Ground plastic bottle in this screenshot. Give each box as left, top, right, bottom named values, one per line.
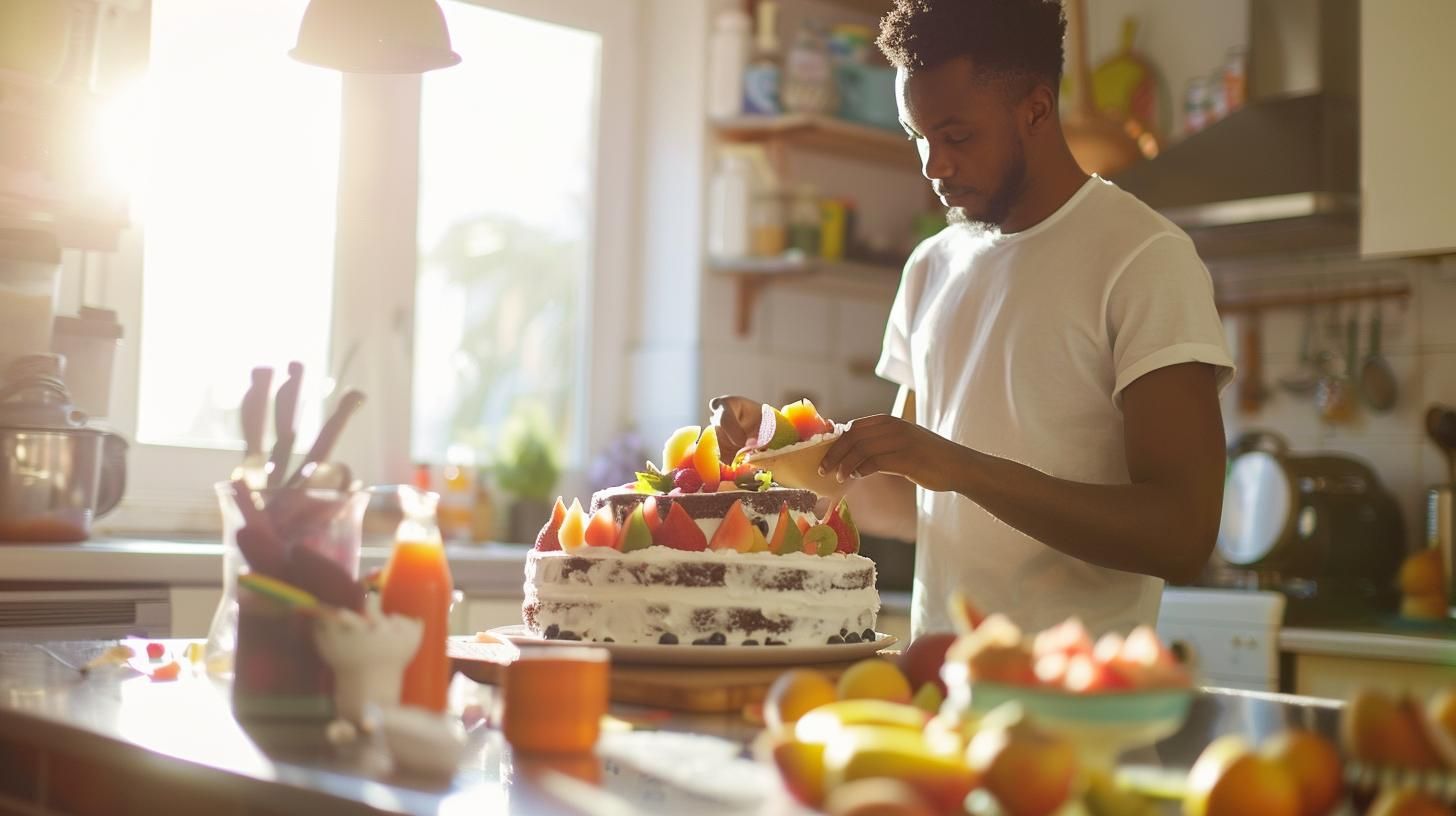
left=743, top=0, right=781, bottom=115
left=787, top=185, right=821, bottom=256
left=708, top=148, right=755, bottom=259
left=380, top=488, right=454, bottom=712
left=706, top=7, right=751, bottom=119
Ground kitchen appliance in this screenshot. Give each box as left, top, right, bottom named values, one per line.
left=0, top=354, right=127, bottom=542
left=51, top=306, right=123, bottom=420
left=1113, top=0, right=1359, bottom=258
left=1216, top=431, right=1405, bottom=607
left=0, top=585, right=168, bottom=641
left=1159, top=587, right=1285, bottom=692
left=0, top=229, right=62, bottom=374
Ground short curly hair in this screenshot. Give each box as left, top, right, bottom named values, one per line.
left=877, top=0, right=1067, bottom=92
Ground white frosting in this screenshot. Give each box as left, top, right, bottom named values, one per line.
left=746, top=424, right=846, bottom=459
left=523, top=546, right=878, bottom=647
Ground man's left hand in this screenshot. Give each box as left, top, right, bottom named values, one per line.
left=818, top=414, right=965, bottom=492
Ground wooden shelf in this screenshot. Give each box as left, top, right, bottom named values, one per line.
left=710, top=114, right=915, bottom=168
left=710, top=255, right=901, bottom=335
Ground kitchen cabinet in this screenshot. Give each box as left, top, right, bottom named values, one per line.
left=1289, top=653, right=1454, bottom=700
left=1360, top=0, right=1456, bottom=257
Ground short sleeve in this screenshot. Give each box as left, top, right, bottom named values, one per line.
left=875, top=241, right=931, bottom=389
left=1106, top=233, right=1235, bottom=403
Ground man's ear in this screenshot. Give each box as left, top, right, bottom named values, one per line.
left=1022, top=83, right=1057, bottom=132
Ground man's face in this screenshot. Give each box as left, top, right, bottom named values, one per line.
left=896, top=57, right=1029, bottom=230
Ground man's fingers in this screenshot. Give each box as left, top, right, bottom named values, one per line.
left=819, top=417, right=898, bottom=475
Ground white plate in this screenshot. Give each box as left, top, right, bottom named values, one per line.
left=485, top=625, right=898, bottom=667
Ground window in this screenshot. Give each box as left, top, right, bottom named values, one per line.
left=99, top=0, right=638, bottom=530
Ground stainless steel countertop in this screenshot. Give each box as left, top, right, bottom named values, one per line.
left=0, top=640, right=1345, bottom=816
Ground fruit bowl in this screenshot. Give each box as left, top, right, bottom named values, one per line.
left=944, top=664, right=1193, bottom=769
left=744, top=435, right=845, bottom=499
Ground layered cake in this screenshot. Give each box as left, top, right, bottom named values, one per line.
left=523, top=403, right=880, bottom=647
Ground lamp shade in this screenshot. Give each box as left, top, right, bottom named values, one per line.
left=291, top=0, right=461, bottom=74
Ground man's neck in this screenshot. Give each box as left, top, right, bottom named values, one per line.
left=998, top=145, right=1090, bottom=235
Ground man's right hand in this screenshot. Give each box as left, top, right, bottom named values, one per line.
left=708, top=395, right=763, bottom=462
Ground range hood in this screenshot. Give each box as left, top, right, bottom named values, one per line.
left=1112, top=0, right=1359, bottom=259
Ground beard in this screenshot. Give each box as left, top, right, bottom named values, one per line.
left=946, top=135, right=1028, bottom=231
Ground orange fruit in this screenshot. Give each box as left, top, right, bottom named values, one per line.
left=1186, top=736, right=1300, bottom=816
left=764, top=669, right=837, bottom=734
left=1262, top=730, right=1343, bottom=816
left=836, top=659, right=913, bottom=705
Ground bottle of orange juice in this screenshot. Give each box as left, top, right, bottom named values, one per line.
left=380, top=487, right=454, bottom=712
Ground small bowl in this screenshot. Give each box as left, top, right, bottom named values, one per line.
left=945, top=665, right=1193, bottom=769
left=744, top=436, right=846, bottom=499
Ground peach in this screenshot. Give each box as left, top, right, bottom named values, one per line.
left=757, top=403, right=800, bottom=449
left=1343, top=689, right=1446, bottom=769
left=769, top=503, right=804, bottom=555
left=772, top=738, right=828, bottom=808
left=709, top=500, right=754, bottom=552
left=556, top=498, right=587, bottom=551
left=1401, top=592, right=1449, bottom=621
left=966, top=705, right=1078, bottom=816
left=824, top=778, right=937, bottom=816
left=654, top=501, right=708, bottom=551
left=837, top=659, right=913, bottom=705
left=693, top=426, right=722, bottom=491
left=824, top=725, right=977, bottom=814
left=782, top=397, right=834, bottom=440
left=764, top=669, right=838, bottom=734
left=898, top=632, right=957, bottom=696
left=582, top=506, right=618, bottom=550
left=1262, top=730, right=1343, bottom=816
left=1185, top=736, right=1300, bottom=816
left=1398, top=548, right=1447, bottom=596
left=662, top=425, right=700, bottom=471
left=615, top=506, right=652, bottom=553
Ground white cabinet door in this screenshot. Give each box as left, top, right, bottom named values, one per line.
left=1361, top=0, right=1456, bottom=257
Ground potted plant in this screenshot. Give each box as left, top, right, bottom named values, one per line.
left=493, top=411, right=561, bottom=544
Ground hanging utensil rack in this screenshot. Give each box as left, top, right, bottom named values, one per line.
left=1215, top=282, right=1410, bottom=314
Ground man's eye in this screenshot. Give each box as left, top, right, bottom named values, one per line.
left=946, top=133, right=972, bottom=145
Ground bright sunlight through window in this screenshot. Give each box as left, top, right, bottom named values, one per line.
left=135, top=0, right=338, bottom=448
left=411, top=3, right=601, bottom=466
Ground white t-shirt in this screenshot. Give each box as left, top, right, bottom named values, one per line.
left=876, top=175, right=1234, bottom=639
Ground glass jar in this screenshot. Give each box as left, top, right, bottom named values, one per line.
left=206, top=482, right=369, bottom=720
left=750, top=188, right=787, bottom=257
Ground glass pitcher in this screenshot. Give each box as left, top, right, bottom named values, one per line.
left=206, top=482, right=368, bottom=719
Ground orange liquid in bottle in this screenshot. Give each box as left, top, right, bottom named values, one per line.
left=381, top=538, right=454, bottom=712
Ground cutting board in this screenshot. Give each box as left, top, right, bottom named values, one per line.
left=449, top=639, right=894, bottom=713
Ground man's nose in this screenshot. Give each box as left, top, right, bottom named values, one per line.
left=919, top=140, right=954, bottom=183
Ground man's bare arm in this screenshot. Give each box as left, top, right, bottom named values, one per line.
left=821, top=364, right=1225, bottom=583
left=841, top=387, right=918, bottom=541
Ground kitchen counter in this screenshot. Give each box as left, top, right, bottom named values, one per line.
left=0, top=537, right=530, bottom=594
left=1281, top=625, right=1456, bottom=665
left=0, top=639, right=1346, bottom=816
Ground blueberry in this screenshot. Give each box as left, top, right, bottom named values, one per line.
left=862, top=629, right=876, bottom=642
left=839, top=628, right=849, bottom=637
left=558, top=630, right=580, bottom=641
left=692, top=638, right=709, bottom=645
left=708, top=632, right=726, bottom=645
left=828, top=635, right=844, bottom=645
left=766, top=639, right=786, bottom=646
left=602, top=637, right=615, bottom=643
left=658, top=633, right=678, bottom=645
left=544, top=624, right=560, bottom=639
left=845, top=632, right=861, bottom=644
left=742, top=639, right=758, bottom=646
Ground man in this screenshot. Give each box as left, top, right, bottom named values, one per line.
left=714, top=0, right=1234, bottom=639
